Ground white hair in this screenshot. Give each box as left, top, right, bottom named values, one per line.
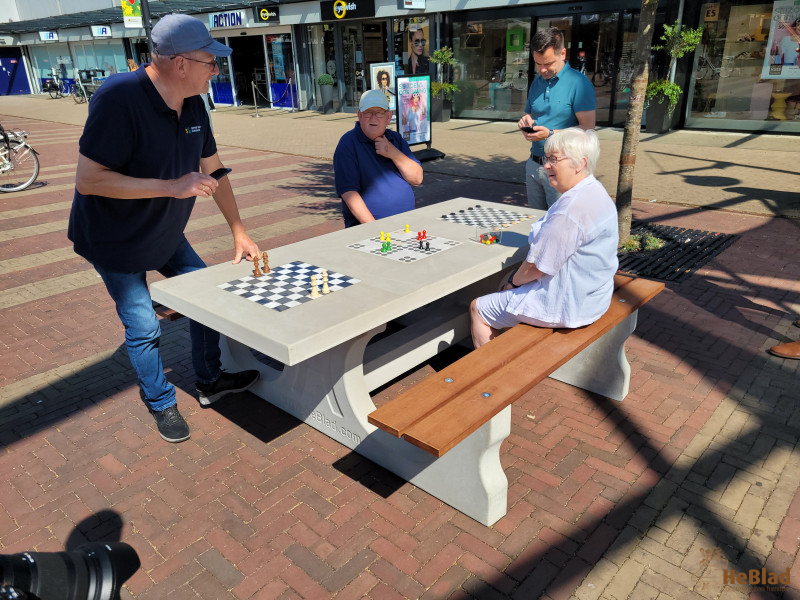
left=544, top=127, right=599, bottom=175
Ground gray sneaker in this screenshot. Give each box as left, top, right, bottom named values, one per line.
left=196, top=370, right=259, bottom=406
left=149, top=405, right=190, bottom=443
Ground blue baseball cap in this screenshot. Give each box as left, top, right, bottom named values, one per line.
left=151, top=13, right=232, bottom=57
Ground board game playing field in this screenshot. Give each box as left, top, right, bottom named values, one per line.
left=218, top=261, right=360, bottom=312
left=347, top=230, right=461, bottom=263
left=439, top=205, right=534, bottom=229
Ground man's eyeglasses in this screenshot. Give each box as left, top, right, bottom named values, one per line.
left=361, top=109, right=389, bottom=118
left=172, top=55, right=218, bottom=69
left=413, top=39, right=427, bottom=46
left=543, top=155, right=570, bottom=165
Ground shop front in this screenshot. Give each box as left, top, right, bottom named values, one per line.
left=448, top=3, right=647, bottom=126
left=302, top=0, right=393, bottom=113
left=196, top=7, right=296, bottom=108
left=685, top=0, right=800, bottom=132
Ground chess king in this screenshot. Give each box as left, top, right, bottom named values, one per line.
left=68, top=14, right=260, bottom=443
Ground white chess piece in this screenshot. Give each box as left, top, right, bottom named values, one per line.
left=322, top=270, right=330, bottom=295
left=310, top=274, right=319, bottom=298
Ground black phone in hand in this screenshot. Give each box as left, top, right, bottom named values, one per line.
left=210, top=167, right=232, bottom=180
left=519, top=126, right=535, bottom=133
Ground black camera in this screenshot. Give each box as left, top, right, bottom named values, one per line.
left=0, top=542, right=139, bottom=600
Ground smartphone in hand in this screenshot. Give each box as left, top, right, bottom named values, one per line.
left=519, top=126, right=535, bottom=133
left=210, top=167, right=232, bottom=180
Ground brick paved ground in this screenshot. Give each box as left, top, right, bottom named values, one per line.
left=1, top=110, right=799, bottom=599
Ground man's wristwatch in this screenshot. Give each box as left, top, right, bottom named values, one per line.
left=548, top=129, right=555, bottom=137
left=508, top=270, right=520, bottom=288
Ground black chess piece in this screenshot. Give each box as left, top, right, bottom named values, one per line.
left=425, top=241, right=430, bottom=251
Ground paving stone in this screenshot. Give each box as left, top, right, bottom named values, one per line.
left=2, top=107, right=800, bottom=600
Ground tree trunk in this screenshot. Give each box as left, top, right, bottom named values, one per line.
left=616, top=0, right=660, bottom=246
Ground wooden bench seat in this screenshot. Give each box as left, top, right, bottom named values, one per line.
left=369, top=274, right=665, bottom=458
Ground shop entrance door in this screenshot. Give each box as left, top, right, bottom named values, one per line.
left=536, top=11, right=637, bottom=126
left=341, top=23, right=365, bottom=111
left=333, top=20, right=388, bottom=112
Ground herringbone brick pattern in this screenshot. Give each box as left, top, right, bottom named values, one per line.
left=1, top=108, right=798, bottom=599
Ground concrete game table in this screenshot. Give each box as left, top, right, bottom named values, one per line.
left=152, top=198, right=547, bottom=524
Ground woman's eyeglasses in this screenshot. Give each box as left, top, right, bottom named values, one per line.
left=413, top=39, right=427, bottom=46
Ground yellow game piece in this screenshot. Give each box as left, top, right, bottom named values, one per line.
left=405, top=224, right=410, bottom=233
left=387, top=233, right=391, bottom=243
left=380, top=231, right=385, bottom=241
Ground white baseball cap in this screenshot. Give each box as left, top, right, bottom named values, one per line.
left=359, top=89, right=390, bottom=112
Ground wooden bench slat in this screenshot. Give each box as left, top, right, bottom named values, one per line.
left=367, top=325, right=552, bottom=436
left=398, top=277, right=664, bottom=457
left=368, top=274, right=641, bottom=437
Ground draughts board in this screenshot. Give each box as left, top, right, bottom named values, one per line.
left=218, top=261, right=359, bottom=312
left=439, top=205, right=534, bottom=228
left=347, top=230, right=461, bottom=263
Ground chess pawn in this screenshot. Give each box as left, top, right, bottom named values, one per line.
left=310, top=275, right=319, bottom=298
left=380, top=231, right=385, bottom=241
left=405, top=224, right=410, bottom=233
left=262, top=251, right=270, bottom=274
left=322, top=272, right=330, bottom=295
left=253, top=256, right=262, bottom=277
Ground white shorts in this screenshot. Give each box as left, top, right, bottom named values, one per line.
left=475, top=289, right=559, bottom=330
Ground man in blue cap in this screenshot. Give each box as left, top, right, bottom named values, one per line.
left=69, top=13, right=260, bottom=443
left=334, top=89, right=423, bottom=227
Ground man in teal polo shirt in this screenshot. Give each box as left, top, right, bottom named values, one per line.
left=518, top=27, right=596, bottom=210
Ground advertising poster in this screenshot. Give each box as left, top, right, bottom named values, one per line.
left=761, top=0, right=800, bottom=79
left=370, top=62, right=396, bottom=112
left=121, top=0, right=142, bottom=28
left=405, top=18, right=433, bottom=76
left=396, top=75, right=431, bottom=146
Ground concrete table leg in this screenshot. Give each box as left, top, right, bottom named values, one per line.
left=219, top=329, right=511, bottom=526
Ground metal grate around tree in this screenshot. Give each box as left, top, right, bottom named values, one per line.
left=617, top=221, right=740, bottom=282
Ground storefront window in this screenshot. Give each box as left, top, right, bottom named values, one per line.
left=29, top=44, right=72, bottom=83
left=451, top=18, right=532, bottom=119
left=266, top=34, right=297, bottom=108
left=687, top=0, right=800, bottom=131
left=71, top=41, right=127, bottom=75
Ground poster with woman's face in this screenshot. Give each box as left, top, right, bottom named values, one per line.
left=370, top=62, right=396, bottom=111
left=396, top=75, right=431, bottom=146
left=762, top=0, right=800, bottom=78
left=406, top=19, right=432, bottom=76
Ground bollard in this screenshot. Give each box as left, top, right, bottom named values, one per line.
left=251, top=81, right=261, bottom=118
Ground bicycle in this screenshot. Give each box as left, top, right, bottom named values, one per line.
left=0, top=124, right=40, bottom=192
left=42, top=69, right=69, bottom=99
left=695, top=51, right=745, bottom=79
left=592, top=56, right=615, bottom=87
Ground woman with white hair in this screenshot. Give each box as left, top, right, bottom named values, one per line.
left=470, top=127, right=618, bottom=347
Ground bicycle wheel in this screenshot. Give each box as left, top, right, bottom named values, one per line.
left=592, top=70, right=605, bottom=87
left=71, top=84, right=86, bottom=104
left=48, top=85, right=60, bottom=99
left=0, top=141, right=40, bottom=192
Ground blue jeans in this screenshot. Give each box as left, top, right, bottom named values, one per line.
left=526, top=157, right=561, bottom=210
left=94, top=236, right=221, bottom=411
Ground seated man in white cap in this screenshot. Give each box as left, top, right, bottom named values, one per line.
left=69, top=13, right=260, bottom=443
left=334, top=89, right=423, bottom=227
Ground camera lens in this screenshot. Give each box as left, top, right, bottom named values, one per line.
left=0, top=542, right=140, bottom=600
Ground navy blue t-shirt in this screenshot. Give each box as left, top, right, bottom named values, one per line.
left=333, top=123, right=419, bottom=227
left=68, top=66, right=216, bottom=272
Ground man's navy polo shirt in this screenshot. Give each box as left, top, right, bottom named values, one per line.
left=525, top=63, right=595, bottom=157
left=334, top=123, right=419, bottom=227
left=68, top=66, right=216, bottom=272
